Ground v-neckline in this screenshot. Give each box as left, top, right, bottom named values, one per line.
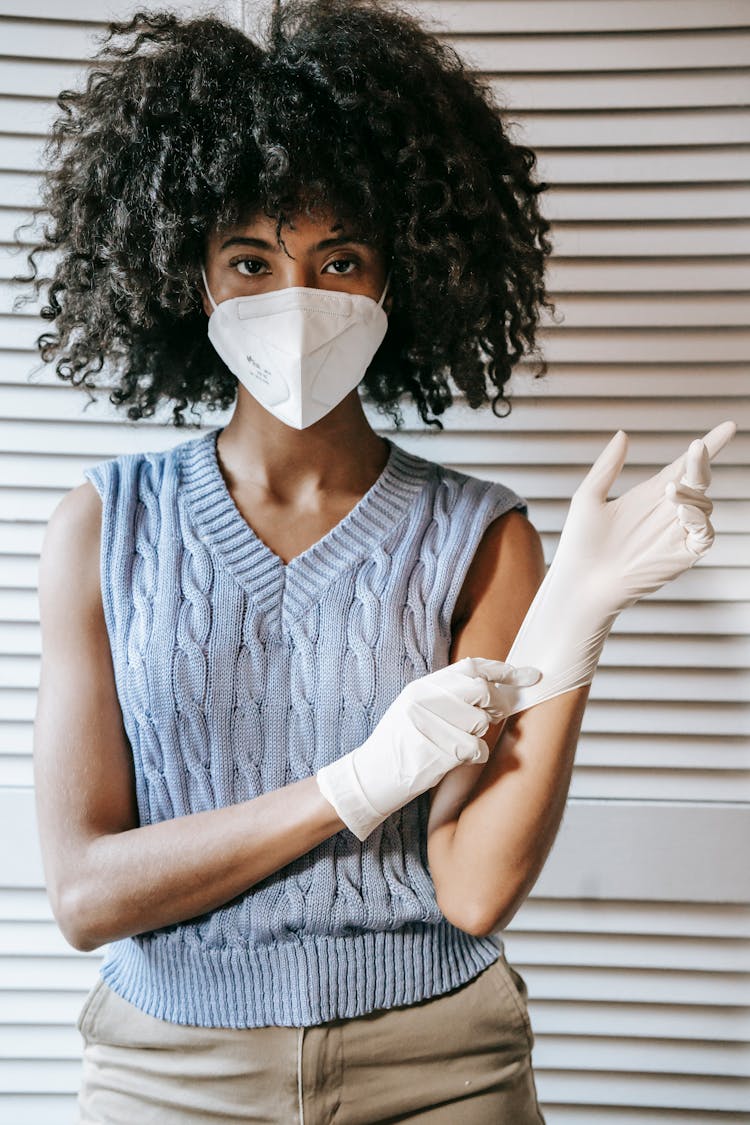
left=179, top=425, right=434, bottom=628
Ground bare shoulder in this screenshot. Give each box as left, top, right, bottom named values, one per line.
left=40, top=480, right=102, bottom=603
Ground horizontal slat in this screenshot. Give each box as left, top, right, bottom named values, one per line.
left=413, top=1, right=750, bottom=34
left=511, top=900, right=750, bottom=943
left=0, top=1034, right=729, bottom=1077
left=0, top=19, right=112, bottom=61
left=531, top=1069, right=749, bottom=1114
left=569, top=770, right=750, bottom=803
left=489, top=70, right=750, bottom=111
left=548, top=1108, right=745, bottom=1124
left=0, top=0, right=232, bottom=18
left=549, top=257, right=750, bottom=287
left=507, top=109, right=750, bottom=149
left=0, top=60, right=86, bottom=98
left=539, top=145, right=750, bottom=185
left=548, top=221, right=750, bottom=255
left=580, top=700, right=750, bottom=737
left=575, top=734, right=750, bottom=770
left=551, top=224, right=750, bottom=256
left=546, top=189, right=750, bottom=223
left=450, top=31, right=750, bottom=73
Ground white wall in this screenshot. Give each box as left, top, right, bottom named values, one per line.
left=0, top=1, right=748, bottom=1121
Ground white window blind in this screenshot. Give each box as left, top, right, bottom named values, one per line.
left=0, top=2, right=747, bottom=1121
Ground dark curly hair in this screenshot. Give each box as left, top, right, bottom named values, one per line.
left=17, top=0, right=555, bottom=430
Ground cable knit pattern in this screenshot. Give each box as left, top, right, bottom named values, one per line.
left=83, top=426, right=528, bottom=1028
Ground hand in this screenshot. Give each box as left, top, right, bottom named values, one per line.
left=503, top=420, right=737, bottom=712
left=316, top=656, right=541, bottom=841
left=559, top=419, right=737, bottom=616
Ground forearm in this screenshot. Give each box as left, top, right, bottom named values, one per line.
left=66, top=775, right=345, bottom=952
left=429, top=683, right=590, bottom=937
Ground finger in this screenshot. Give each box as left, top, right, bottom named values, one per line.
left=659, top=420, right=737, bottom=484
left=579, top=430, right=629, bottom=502
left=665, top=479, right=713, bottom=515
left=678, top=504, right=715, bottom=555
left=681, top=439, right=711, bottom=491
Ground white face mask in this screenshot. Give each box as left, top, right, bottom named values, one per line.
left=200, top=264, right=391, bottom=430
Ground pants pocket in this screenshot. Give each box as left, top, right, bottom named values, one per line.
left=486, top=952, right=535, bottom=1052
left=75, top=976, right=106, bottom=1041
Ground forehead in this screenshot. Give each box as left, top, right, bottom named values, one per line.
left=213, top=206, right=352, bottom=241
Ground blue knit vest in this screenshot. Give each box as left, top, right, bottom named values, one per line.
left=82, top=425, right=527, bottom=1028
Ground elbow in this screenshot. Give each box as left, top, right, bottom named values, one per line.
left=437, top=881, right=526, bottom=939
left=55, top=882, right=104, bottom=953
left=437, top=892, right=508, bottom=941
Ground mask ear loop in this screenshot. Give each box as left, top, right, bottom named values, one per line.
left=200, top=264, right=218, bottom=312
left=377, top=268, right=392, bottom=309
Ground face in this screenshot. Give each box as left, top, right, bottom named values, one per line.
left=200, top=206, right=392, bottom=316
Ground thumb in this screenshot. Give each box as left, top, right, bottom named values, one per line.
left=579, top=430, right=629, bottom=502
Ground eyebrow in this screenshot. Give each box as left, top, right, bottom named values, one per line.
left=219, top=232, right=372, bottom=252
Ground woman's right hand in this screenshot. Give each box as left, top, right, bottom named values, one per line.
left=315, top=656, right=541, bottom=841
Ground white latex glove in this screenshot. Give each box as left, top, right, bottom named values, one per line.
left=316, top=656, right=541, bottom=841
left=502, top=420, right=737, bottom=713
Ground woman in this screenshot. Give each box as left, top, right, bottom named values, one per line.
left=28, top=2, right=734, bottom=1123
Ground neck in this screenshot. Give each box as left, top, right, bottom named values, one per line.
left=214, top=386, right=390, bottom=502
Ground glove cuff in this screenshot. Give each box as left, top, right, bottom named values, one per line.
left=315, top=754, right=389, bottom=842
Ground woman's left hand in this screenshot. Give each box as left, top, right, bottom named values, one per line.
left=499, top=418, right=738, bottom=715
left=557, top=418, right=738, bottom=618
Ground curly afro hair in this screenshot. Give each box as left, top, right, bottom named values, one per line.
left=19, top=0, right=555, bottom=430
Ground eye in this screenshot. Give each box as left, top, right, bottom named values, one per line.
left=231, top=257, right=266, bottom=277
left=324, top=257, right=358, bottom=275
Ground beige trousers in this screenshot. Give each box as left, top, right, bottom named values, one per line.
left=74, top=950, right=545, bottom=1124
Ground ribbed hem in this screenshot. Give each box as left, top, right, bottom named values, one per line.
left=98, top=922, right=502, bottom=1029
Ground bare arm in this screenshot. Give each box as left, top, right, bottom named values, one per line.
left=33, top=481, right=345, bottom=954
left=427, top=509, right=590, bottom=937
